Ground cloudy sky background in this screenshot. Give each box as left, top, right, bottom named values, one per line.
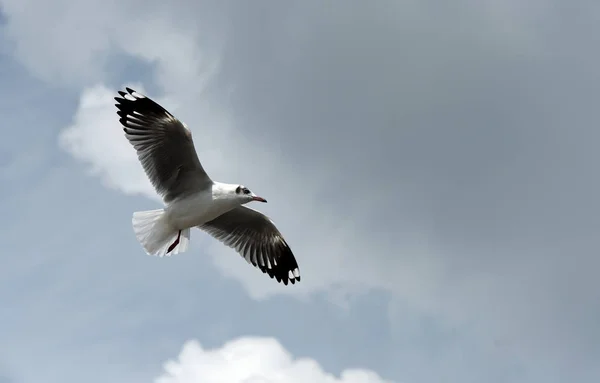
left=1, top=1, right=599, bottom=382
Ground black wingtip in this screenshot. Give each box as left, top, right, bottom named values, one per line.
left=245, top=247, right=301, bottom=286
left=114, top=87, right=171, bottom=123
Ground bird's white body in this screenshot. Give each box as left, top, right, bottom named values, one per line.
left=132, top=182, right=241, bottom=257
left=165, top=182, right=239, bottom=230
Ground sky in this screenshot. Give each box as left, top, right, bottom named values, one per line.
left=1, top=0, right=599, bottom=382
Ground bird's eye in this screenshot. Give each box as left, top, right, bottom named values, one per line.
left=243, top=188, right=250, bottom=194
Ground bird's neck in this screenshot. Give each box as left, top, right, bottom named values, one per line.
left=211, top=182, right=239, bottom=201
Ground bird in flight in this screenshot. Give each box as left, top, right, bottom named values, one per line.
left=114, top=87, right=300, bottom=285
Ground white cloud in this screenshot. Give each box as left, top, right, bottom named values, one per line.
left=59, top=84, right=155, bottom=198
left=0, top=0, right=222, bottom=88
left=155, top=337, right=393, bottom=383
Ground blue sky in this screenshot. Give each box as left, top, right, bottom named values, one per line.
left=1, top=1, right=600, bottom=382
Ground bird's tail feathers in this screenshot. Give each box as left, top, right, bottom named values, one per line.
left=132, top=209, right=190, bottom=256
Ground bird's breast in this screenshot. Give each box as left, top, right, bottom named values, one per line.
left=165, top=193, right=237, bottom=229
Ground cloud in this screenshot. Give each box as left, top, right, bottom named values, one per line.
left=59, top=84, right=154, bottom=197
left=5, top=0, right=600, bottom=381
left=0, top=0, right=223, bottom=88
left=155, top=337, right=392, bottom=383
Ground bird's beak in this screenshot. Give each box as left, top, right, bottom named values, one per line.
left=252, top=196, right=267, bottom=203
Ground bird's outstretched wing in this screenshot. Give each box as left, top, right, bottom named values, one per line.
left=115, top=88, right=212, bottom=202
left=198, top=206, right=301, bottom=285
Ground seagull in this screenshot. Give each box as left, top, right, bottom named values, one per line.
left=114, top=87, right=301, bottom=285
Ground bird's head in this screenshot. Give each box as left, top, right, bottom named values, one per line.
left=235, top=185, right=267, bottom=204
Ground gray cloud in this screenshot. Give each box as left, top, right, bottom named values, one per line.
left=211, top=0, right=600, bottom=372
left=211, top=2, right=600, bottom=381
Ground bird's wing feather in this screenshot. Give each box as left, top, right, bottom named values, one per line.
left=198, top=206, right=301, bottom=285
left=115, top=87, right=212, bottom=202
